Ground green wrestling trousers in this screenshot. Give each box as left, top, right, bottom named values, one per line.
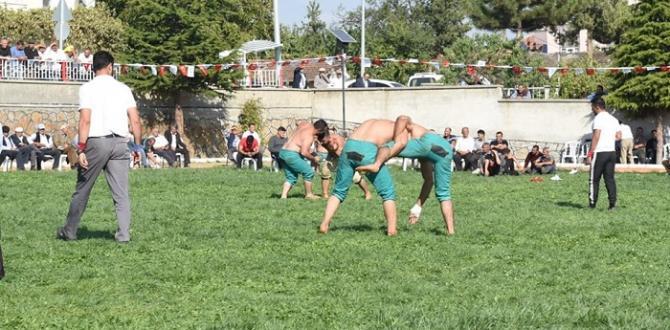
left=332, top=139, right=396, bottom=202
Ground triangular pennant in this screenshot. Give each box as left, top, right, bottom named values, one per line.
left=351, top=56, right=361, bottom=64
left=214, top=64, right=222, bottom=72
left=609, top=68, right=620, bottom=75
left=300, top=59, right=310, bottom=66
left=325, top=57, right=334, bottom=66
left=512, top=66, right=523, bottom=75
left=186, top=65, right=195, bottom=78
left=197, top=65, right=209, bottom=77
left=547, top=67, right=558, bottom=77
left=660, top=65, right=669, bottom=72
left=442, top=60, right=450, bottom=68
left=372, top=57, right=383, bottom=66
left=362, top=58, right=372, bottom=68
left=586, top=68, right=596, bottom=76
left=622, top=68, right=632, bottom=74
left=248, top=63, right=258, bottom=71
left=168, top=65, right=178, bottom=75
left=634, top=66, right=646, bottom=74
left=537, top=67, right=548, bottom=75
left=574, top=68, right=585, bottom=75
left=559, top=68, right=570, bottom=76
left=466, top=65, right=477, bottom=76
left=524, top=67, right=533, bottom=73
left=281, top=61, right=291, bottom=67
left=398, top=60, right=407, bottom=65
left=178, top=65, right=188, bottom=77
left=158, top=66, right=166, bottom=77
left=121, top=64, right=128, bottom=75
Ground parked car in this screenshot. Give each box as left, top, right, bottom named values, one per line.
left=344, top=79, right=404, bottom=88
left=407, top=73, right=444, bottom=87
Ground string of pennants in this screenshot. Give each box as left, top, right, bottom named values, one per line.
left=111, top=55, right=670, bottom=78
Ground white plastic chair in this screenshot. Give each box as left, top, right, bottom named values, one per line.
left=241, top=157, right=257, bottom=171
left=577, top=142, right=591, bottom=164
left=402, top=158, right=418, bottom=171
left=57, top=154, right=68, bottom=171
left=664, top=143, right=670, bottom=161
left=271, top=158, right=280, bottom=172
left=1, top=158, right=14, bottom=172
left=560, top=141, right=580, bottom=164
left=175, top=152, right=185, bottom=168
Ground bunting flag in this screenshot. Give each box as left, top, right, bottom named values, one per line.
left=103, top=54, right=667, bottom=80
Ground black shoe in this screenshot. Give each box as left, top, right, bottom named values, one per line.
left=608, top=204, right=617, bottom=211
left=56, top=227, right=76, bottom=241
left=589, top=203, right=596, bottom=209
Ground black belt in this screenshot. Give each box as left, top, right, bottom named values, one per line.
left=89, top=134, right=124, bottom=139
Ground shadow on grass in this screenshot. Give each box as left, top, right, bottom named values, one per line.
left=332, top=224, right=385, bottom=233
left=77, top=227, right=115, bottom=240
left=269, top=193, right=324, bottom=199
left=555, top=201, right=585, bottom=209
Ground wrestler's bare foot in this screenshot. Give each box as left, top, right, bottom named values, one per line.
left=319, top=224, right=329, bottom=234
left=408, top=215, right=420, bottom=225
left=305, top=194, right=320, bottom=200
left=387, top=228, right=398, bottom=236
left=323, top=194, right=330, bottom=199
left=364, top=192, right=372, bottom=200
left=356, top=163, right=381, bottom=174
left=280, top=195, right=288, bottom=199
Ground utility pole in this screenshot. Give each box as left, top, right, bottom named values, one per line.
left=360, top=0, right=366, bottom=78
left=273, top=0, right=282, bottom=86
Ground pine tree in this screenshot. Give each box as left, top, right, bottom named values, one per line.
left=607, top=0, right=670, bottom=164
left=563, top=0, right=631, bottom=56
left=469, top=0, right=566, bottom=38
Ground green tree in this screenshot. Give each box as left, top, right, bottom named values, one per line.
left=0, top=8, right=52, bottom=43
left=416, top=0, right=471, bottom=54
left=607, top=0, right=670, bottom=164
left=550, top=56, right=615, bottom=99
left=469, top=0, right=567, bottom=37
left=299, top=0, right=330, bottom=56
left=562, top=0, right=631, bottom=56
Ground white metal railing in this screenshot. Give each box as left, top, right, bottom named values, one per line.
left=502, top=86, right=555, bottom=99
left=0, top=58, right=120, bottom=82
left=247, top=69, right=279, bottom=88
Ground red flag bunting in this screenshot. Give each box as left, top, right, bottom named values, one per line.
left=609, top=68, right=620, bottom=75
left=139, top=66, right=147, bottom=75
left=586, top=68, right=596, bottom=76
left=372, top=58, right=383, bottom=66
left=121, top=65, right=128, bottom=75
left=318, top=57, right=326, bottom=63
left=197, top=65, right=208, bottom=77
left=537, top=67, right=548, bottom=74
left=158, top=66, right=166, bottom=77
left=442, top=60, right=450, bottom=67
left=282, top=61, right=291, bottom=67
left=248, top=63, right=258, bottom=71
left=300, top=59, right=310, bottom=66
left=214, top=64, right=222, bottom=72
left=634, top=66, right=646, bottom=74
left=559, top=68, right=569, bottom=76
left=660, top=65, right=669, bottom=72
left=352, top=56, right=361, bottom=64
left=178, top=65, right=188, bottom=77
left=466, top=65, right=477, bottom=76
left=512, top=66, right=523, bottom=75
left=399, top=60, right=407, bottom=65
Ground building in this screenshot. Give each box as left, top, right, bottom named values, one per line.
left=0, top=0, right=94, bottom=10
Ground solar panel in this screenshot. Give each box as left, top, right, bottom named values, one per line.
left=329, top=28, right=357, bottom=44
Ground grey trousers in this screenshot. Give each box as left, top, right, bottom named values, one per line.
left=62, top=137, right=132, bottom=242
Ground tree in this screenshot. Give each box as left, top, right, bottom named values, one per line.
left=107, top=0, right=271, bottom=151
left=469, top=0, right=567, bottom=37
left=416, top=0, right=470, bottom=54
left=607, top=0, right=670, bottom=164
left=562, top=0, right=631, bottom=56
left=300, top=0, right=329, bottom=56
left=550, top=56, right=615, bottom=99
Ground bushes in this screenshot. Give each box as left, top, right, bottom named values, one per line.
left=238, top=98, right=264, bottom=136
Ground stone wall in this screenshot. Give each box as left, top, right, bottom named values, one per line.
left=1, top=80, right=668, bottom=158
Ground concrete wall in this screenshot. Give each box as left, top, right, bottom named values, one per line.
left=2, top=81, right=668, bottom=157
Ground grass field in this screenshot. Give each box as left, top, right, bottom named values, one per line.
left=0, top=166, right=669, bottom=329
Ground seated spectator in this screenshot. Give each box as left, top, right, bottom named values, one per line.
left=78, top=48, right=93, bottom=64
left=511, top=85, right=531, bottom=99
left=534, top=147, right=556, bottom=174
left=632, top=127, right=646, bottom=163
left=150, top=128, right=177, bottom=167
left=241, top=123, right=261, bottom=142
left=268, top=126, right=288, bottom=169
left=646, top=130, right=658, bottom=164
left=36, top=44, right=47, bottom=59
left=314, top=68, right=330, bottom=89
left=443, top=127, right=455, bottom=142
left=474, top=129, right=486, bottom=152
left=524, top=145, right=542, bottom=174
left=143, top=137, right=161, bottom=168
left=663, top=159, right=670, bottom=175
left=9, top=127, right=32, bottom=171
left=226, top=125, right=241, bottom=161
left=0, top=125, right=18, bottom=167
left=63, top=46, right=76, bottom=62
left=0, top=38, right=10, bottom=59
left=55, top=124, right=79, bottom=169
left=453, top=127, right=478, bottom=171
left=480, top=143, right=500, bottom=177
left=30, top=123, right=61, bottom=170
left=236, top=135, right=262, bottom=169
left=165, top=124, right=190, bottom=167
left=490, top=131, right=517, bottom=174
left=10, top=40, right=27, bottom=61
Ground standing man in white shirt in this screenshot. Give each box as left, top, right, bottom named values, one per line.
left=617, top=120, right=634, bottom=164
left=57, top=51, right=143, bottom=243
left=587, top=97, right=621, bottom=210
left=30, top=123, right=61, bottom=170
left=77, top=48, right=93, bottom=64
left=453, top=127, right=477, bottom=171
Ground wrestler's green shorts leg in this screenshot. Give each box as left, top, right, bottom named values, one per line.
left=332, top=140, right=396, bottom=202
left=423, top=134, right=453, bottom=201
left=279, top=149, right=315, bottom=186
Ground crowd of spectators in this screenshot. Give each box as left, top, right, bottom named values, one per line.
left=225, top=123, right=264, bottom=170
left=292, top=64, right=352, bottom=89
left=0, top=123, right=78, bottom=171
left=0, top=37, right=93, bottom=64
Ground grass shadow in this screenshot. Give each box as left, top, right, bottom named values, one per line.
left=555, top=201, right=585, bottom=209
left=77, top=227, right=115, bottom=240
left=332, top=224, right=385, bottom=233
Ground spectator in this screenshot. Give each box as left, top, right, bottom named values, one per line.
left=44, top=42, right=67, bottom=61
left=292, top=65, right=307, bottom=89
left=618, top=120, right=634, bottom=164
left=443, top=127, right=456, bottom=143
left=474, top=129, right=486, bottom=152
left=511, top=85, right=531, bottom=99
left=633, top=127, right=646, bottom=163
left=24, top=41, right=38, bottom=60
left=150, top=128, right=177, bottom=167
left=0, top=38, right=10, bottom=58
left=226, top=125, right=241, bottom=161
left=480, top=143, right=500, bottom=177
left=241, top=123, right=261, bottom=143
left=9, top=127, right=32, bottom=171
left=353, top=72, right=376, bottom=88
left=535, top=147, right=556, bottom=174
left=524, top=145, right=542, bottom=174
left=236, top=135, right=261, bottom=169
left=328, top=69, right=346, bottom=88
left=10, top=40, right=27, bottom=60
left=0, top=125, right=18, bottom=167
left=143, top=137, right=161, bottom=168
left=36, top=44, right=47, bottom=59
left=63, top=46, right=76, bottom=62
left=587, top=85, right=607, bottom=101
left=454, top=127, right=478, bottom=171
left=56, top=124, right=79, bottom=169
left=78, top=48, right=93, bottom=64
left=314, top=68, right=330, bottom=89
left=268, top=126, right=288, bottom=169
left=646, top=129, right=658, bottom=164
left=490, top=131, right=517, bottom=174
left=165, top=124, right=190, bottom=167
left=30, top=123, right=61, bottom=170
left=663, top=158, right=670, bottom=175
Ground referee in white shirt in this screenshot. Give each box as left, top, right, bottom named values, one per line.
left=587, top=97, right=621, bottom=210
left=57, top=51, right=143, bottom=242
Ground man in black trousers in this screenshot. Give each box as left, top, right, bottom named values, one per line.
left=587, top=97, right=621, bottom=210
left=0, top=232, right=4, bottom=279
left=165, top=124, right=190, bottom=167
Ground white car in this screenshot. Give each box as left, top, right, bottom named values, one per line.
left=344, top=79, right=404, bottom=88
left=407, top=73, right=444, bottom=87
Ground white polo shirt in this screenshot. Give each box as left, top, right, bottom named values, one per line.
left=620, top=123, right=634, bottom=140
left=455, top=136, right=475, bottom=153
left=592, top=111, right=620, bottom=153
left=79, top=75, right=136, bottom=138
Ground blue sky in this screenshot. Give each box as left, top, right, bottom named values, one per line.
left=278, top=0, right=359, bottom=26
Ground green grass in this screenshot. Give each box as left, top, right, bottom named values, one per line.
left=1, top=167, right=669, bottom=329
